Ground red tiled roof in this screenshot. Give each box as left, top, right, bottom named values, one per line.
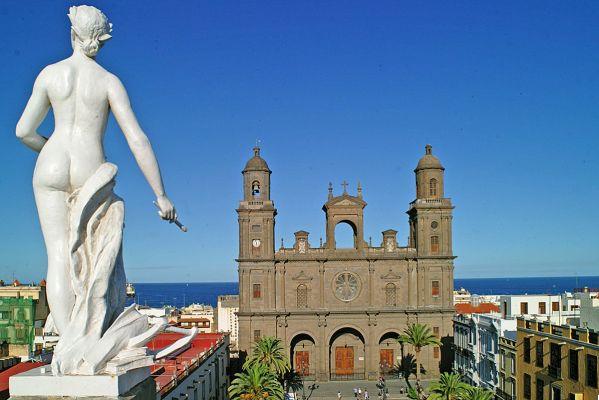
left=0, top=362, right=45, bottom=398
left=149, top=332, right=225, bottom=394
left=455, top=302, right=499, bottom=315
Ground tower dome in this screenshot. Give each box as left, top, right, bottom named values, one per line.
left=415, top=144, right=444, bottom=171
left=243, top=146, right=271, bottom=172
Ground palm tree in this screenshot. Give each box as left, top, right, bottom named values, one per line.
left=243, top=336, right=291, bottom=376
left=229, top=363, right=285, bottom=400
left=398, top=323, right=441, bottom=393
left=427, top=373, right=468, bottom=400
left=283, top=369, right=304, bottom=394
left=462, top=386, right=494, bottom=400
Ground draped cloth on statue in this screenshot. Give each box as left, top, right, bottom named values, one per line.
left=52, top=163, right=148, bottom=375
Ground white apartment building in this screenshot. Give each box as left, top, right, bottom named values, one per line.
left=453, top=313, right=517, bottom=392
left=217, top=295, right=239, bottom=350
left=498, top=293, right=580, bottom=325
left=179, top=304, right=215, bottom=333
left=580, top=291, right=599, bottom=331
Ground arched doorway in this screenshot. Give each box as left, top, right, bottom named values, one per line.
left=329, top=327, right=365, bottom=380
left=290, top=333, right=316, bottom=378
left=379, top=331, right=401, bottom=378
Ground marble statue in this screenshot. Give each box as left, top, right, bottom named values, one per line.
left=16, top=5, right=193, bottom=376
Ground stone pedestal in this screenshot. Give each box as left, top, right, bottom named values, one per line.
left=9, top=366, right=155, bottom=399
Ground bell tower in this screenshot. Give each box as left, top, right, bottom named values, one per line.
left=408, top=144, right=453, bottom=256
left=237, top=146, right=276, bottom=259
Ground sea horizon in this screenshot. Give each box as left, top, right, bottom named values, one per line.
left=127, top=275, right=599, bottom=309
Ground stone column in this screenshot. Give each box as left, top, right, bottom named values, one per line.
left=368, top=260, right=374, bottom=307
left=319, top=261, right=325, bottom=308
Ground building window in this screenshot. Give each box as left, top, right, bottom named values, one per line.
left=549, top=343, right=561, bottom=378
left=524, top=337, right=531, bottom=363
left=524, top=373, right=531, bottom=399
left=433, top=326, right=440, bottom=338
left=251, top=180, right=260, bottom=197
left=252, top=284, right=261, bottom=299
left=536, top=341, right=544, bottom=368
left=253, top=330, right=261, bottom=341
left=552, top=301, right=560, bottom=312
left=429, top=178, right=437, bottom=197
left=430, top=236, right=439, bottom=254
left=433, top=347, right=439, bottom=359
left=569, top=349, right=579, bottom=381
left=385, top=283, right=397, bottom=306
left=431, top=280, right=440, bottom=297
left=535, top=378, right=544, bottom=400
left=538, top=302, right=546, bottom=314
left=587, top=354, right=597, bottom=388
left=297, top=284, right=308, bottom=308
left=521, top=302, right=529, bottom=314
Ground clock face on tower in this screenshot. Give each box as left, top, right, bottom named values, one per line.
left=252, top=239, right=261, bottom=248
left=333, top=272, right=361, bottom=302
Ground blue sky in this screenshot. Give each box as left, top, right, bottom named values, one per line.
left=1, top=1, right=598, bottom=282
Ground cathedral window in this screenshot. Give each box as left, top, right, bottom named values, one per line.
left=429, top=178, right=438, bottom=197
left=433, top=347, right=440, bottom=359
left=431, top=280, right=440, bottom=297
left=252, top=283, right=261, bottom=299
left=251, top=180, right=261, bottom=197
left=297, top=284, right=308, bottom=308
left=385, top=283, right=397, bottom=306
left=430, top=235, right=439, bottom=253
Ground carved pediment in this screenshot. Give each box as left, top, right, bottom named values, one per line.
left=292, top=270, right=313, bottom=281
left=380, top=269, right=401, bottom=280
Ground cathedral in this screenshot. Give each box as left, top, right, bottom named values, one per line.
left=236, top=145, right=455, bottom=381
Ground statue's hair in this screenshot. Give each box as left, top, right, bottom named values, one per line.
left=68, top=5, right=113, bottom=57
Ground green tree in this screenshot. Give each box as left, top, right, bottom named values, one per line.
left=229, top=363, right=285, bottom=400
left=428, top=373, right=468, bottom=400
left=398, top=323, right=441, bottom=393
left=283, top=369, right=304, bottom=394
left=243, top=336, right=291, bottom=376
left=462, top=386, right=494, bottom=400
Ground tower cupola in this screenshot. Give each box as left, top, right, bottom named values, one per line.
left=242, top=146, right=271, bottom=201
left=415, top=144, right=444, bottom=199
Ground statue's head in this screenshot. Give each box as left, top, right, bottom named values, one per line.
left=68, top=5, right=112, bottom=58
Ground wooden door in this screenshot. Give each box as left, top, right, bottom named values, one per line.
left=335, top=346, right=354, bottom=375
left=379, top=349, right=394, bottom=371
left=295, top=351, right=310, bottom=376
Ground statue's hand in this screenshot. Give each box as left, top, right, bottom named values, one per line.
left=155, top=195, right=176, bottom=222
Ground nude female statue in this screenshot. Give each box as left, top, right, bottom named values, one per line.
left=16, top=5, right=182, bottom=375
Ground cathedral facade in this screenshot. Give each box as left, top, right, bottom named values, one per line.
left=236, top=145, right=455, bottom=381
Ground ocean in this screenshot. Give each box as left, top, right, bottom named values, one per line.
left=127, top=276, right=599, bottom=309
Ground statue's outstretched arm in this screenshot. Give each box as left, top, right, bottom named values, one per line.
left=107, top=75, right=176, bottom=221
left=16, top=71, right=50, bottom=153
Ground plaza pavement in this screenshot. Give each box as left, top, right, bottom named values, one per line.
left=297, top=378, right=434, bottom=400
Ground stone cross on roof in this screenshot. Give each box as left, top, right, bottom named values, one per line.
left=341, top=180, right=349, bottom=193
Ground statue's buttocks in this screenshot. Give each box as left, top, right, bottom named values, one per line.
left=33, top=60, right=112, bottom=192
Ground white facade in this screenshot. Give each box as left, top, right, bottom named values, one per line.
left=217, top=295, right=239, bottom=350
left=179, top=303, right=215, bottom=333
left=453, top=313, right=516, bottom=391
left=498, top=293, right=579, bottom=325
left=580, top=291, right=599, bottom=331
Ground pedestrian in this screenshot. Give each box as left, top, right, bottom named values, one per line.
left=338, top=391, right=342, bottom=400
left=358, top=387, right=362, bottom=399
left=364, top=390, right=369, bottom=400
left=353, top=388, right=358, bottom=398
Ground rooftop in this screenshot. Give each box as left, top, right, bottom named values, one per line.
left=149, top=332, right=226, bottom=396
